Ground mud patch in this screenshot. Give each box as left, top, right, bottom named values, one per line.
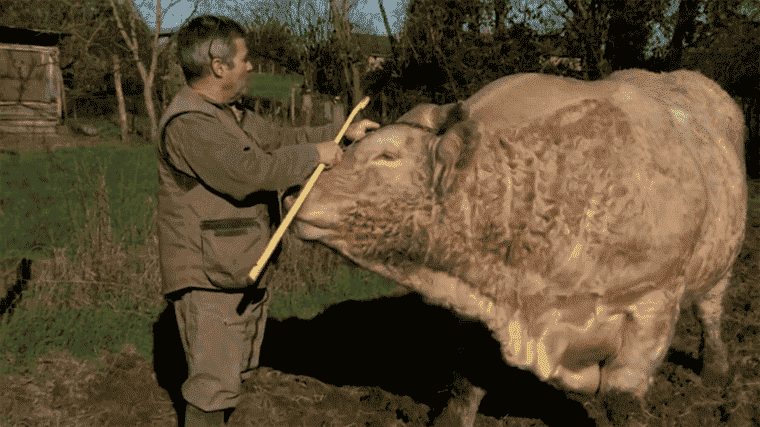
left=230, top=367, right=431, bottom=426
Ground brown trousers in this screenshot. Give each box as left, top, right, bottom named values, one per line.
left=173, top=288, right=270, bottom=412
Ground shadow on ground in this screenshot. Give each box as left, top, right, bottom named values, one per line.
left=152, top=292, right=593, bottom=427
left=262, top=293, right=593, bottom=426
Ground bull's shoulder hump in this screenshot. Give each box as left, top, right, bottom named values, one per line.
left=467, top=74, right=620, bottom=126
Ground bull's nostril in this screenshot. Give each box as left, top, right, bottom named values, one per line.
left=283, top=185, right=302, bottom=200
left=284, top=195, right=297, bottom=210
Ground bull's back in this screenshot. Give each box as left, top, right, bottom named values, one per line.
left=465, top=73, right=618, bottom=127
left=462, top=70, right=746, bottom=301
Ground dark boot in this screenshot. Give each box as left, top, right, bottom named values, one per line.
left=184, top=403, right=225, bottom=427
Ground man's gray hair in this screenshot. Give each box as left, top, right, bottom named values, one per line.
left=176, top=15, right=247, bottom=85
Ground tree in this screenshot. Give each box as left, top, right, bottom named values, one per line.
left=107, top=0, right=177, bottom=142
left=659, top=0, right=701, bottom=71
left=87, top=0, right=154, bottom=141
left=680, top=2, right=760, bottom=94
left=230, top=0, right=356, bottom=102
left=246, top=21, right=300, bottom=72
left=552, top=0, right=758, bottom=80
left=330, top=0, right=368, bottom=119
left=604, top=0, right=664, bottom=71
left=369, top=0, right=551, bottom=123
left=398, top=0, right=497, bottom=100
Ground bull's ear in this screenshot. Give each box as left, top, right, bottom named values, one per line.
left=430, top=120, right=478, bottom=200
left=435, top=102, right=468, bottom=135
left=397, top=102, right=469, bottom=133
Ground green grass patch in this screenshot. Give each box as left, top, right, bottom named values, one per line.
left=0, top=140, right=402, bottom=377
left=268, top=264, right=400, bottom=321
left=0, top=280, right=163, bottom=375
left=248, top=73, right=304, bottom=100
left=0, top=144, right=157, bottom=257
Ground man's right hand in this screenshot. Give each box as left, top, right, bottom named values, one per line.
left=314, top=141, right=343, bottom=169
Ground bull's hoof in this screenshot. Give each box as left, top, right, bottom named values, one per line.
left=431, top=376, right=486, bottom=427
left=701, top=362, right=731, bottom=388
left=599, top=389, right=644, bottom=426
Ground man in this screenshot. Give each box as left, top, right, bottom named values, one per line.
left=156, top=15, right=379, bottom=427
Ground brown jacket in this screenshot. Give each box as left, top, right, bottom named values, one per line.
left=156, top=86, right=339, bottom=295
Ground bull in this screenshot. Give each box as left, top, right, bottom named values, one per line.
left=285, top=69, right=747, bottom=421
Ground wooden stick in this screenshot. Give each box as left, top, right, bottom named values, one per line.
left=247, top=96, right=371, bottom=285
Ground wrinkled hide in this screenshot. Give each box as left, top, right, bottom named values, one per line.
left=287, top=69, right=747, bottom=400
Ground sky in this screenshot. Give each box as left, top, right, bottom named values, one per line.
left=135, top=0, right=758, bottom=54
left=141, top=0, right=412, bottom=35
left=139, top=0, right=594, bottom=35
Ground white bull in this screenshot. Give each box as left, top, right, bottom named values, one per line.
left=286, top=69, right=747, bottom=420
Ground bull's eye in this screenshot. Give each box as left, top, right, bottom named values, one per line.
left=370, top=153, right=401, bottom=168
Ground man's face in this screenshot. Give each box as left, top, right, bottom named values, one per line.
left=221, top=37, right=253, bottom=102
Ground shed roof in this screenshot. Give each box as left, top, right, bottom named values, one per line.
left=0, top=25, right=70, bottom=47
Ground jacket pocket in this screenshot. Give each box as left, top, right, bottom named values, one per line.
left=200, top=218, right=267, bottom=289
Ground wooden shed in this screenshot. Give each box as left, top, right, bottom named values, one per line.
left=0, top=25, right=69, bottom=134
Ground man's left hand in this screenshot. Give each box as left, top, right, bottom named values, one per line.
left=345, top=119, right=380, bottom=141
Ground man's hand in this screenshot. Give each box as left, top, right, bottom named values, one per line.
left=315, top=141, right=344, bottom=169
left=345, top=119, right=380, bottom=141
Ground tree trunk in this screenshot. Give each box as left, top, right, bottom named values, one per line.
left=340, top=56, right=353, bottom=110
left=113, top=53, right=129, bottom=142
left=351, top=61, right=363, bottom=121
left=494, top=0, right=505, bottom=36
left=109, top=0, right=161, bottom=141
left=331, top=0, right=365, bottom=117
left=662, top=0, right=700, bottom=71
left=290, top=84, right=297, bottom=126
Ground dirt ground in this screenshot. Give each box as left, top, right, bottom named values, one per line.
left=0, top=344, right=544, bottom=427
left=1, top=130, right=759, bottom=426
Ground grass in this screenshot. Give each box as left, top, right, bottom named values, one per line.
left=249, top=73, right=304, bottom=100
left=0, top=137, right=400, bottom=378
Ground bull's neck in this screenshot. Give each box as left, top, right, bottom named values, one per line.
left=423, top=135, right=516, bottom=295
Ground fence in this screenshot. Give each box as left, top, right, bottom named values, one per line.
left=66, top=79, right=347, bottom=135
left=243, top=88, right=346, bottom=129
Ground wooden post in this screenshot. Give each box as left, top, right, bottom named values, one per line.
left=290, top=84, right=297, bottom=126
left=258, top=63, right=262, bottom=74
left=332, top=96, right=345, bottom=128
left=324, top=101, right=332, bottom=121
left=303, top=90, right=313, bottom=127
left=381, top=91, right=387, bottom=123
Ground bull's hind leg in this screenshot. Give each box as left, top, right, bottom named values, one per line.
left=693, top=275, right=731, bottom=387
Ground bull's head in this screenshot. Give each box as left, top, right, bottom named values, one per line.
left=287, top=102, right=478, bottom=246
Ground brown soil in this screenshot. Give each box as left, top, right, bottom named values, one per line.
left=1, top=346, right=547, bottom=427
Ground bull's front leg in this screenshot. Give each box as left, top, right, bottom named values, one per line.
left=599, top=279, right=686, bottom=399
left=431, top=374, right=486, bottom=427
